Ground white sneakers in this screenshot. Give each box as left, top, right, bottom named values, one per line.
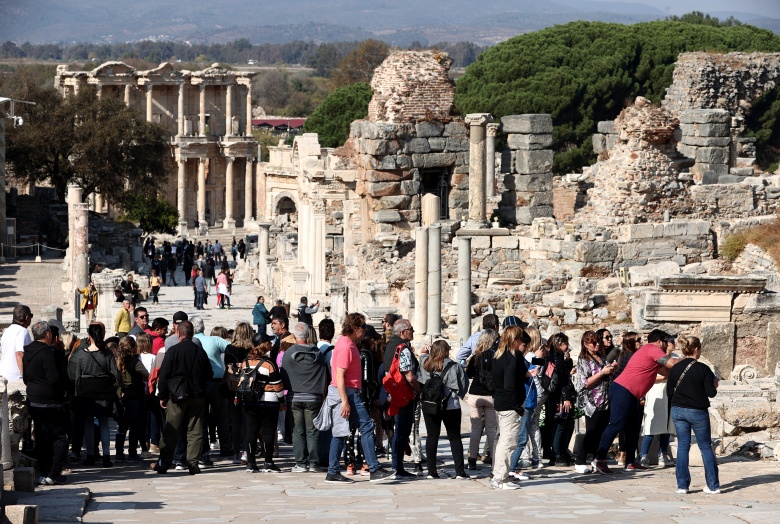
left=703, top=487, right=721, bottom=494
left=574, top=464, right=592, bottom=474
left=490, top=478, right=520, bottom=490
left=676, top=488, right=688, bottom=494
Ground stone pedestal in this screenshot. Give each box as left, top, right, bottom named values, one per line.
left=465, top=113, right=493, bottom=228
left=421, top=194, right=440, bottom=227
left=427, top=224, right=442, bottom=336
left=414, top=227, right=429, bottom=335
left=93, top=275, right=117, bottom=326
left=457, top=236, right=472, bottom=346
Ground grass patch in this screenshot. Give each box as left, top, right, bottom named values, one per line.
left=722, top=219, right=780, bottom=264
left=721, top=233, right=747, bottom=261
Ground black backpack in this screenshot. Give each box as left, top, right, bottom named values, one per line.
left=421, top=361, right=455, bottom=417
left=476, top=349, right=495, bottom=394
left=236, top=358, right=270, bottom=403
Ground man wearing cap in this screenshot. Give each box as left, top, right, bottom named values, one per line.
left=592, top=329, right=680, bottom=475
left=165, top=312, right=202, bottom=350
left=456, top=314, right=500, bottom=366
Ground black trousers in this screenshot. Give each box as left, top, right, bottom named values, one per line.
left=244, top=404, right=280, bottom=466
left=576, top=409, right=611, bottom=465
left=422, top=408, right=465, bottom=475
left=29, top=405, right=69, bottom=477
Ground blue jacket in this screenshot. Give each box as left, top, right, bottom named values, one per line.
left=523, top=358, right=538, bottom=410
left=252, top=302, right=270, bottom=327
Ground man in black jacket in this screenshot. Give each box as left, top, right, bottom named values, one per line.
left=153, top=321, right=212, bottom=475
left=23, top=321, right=69, bottom=485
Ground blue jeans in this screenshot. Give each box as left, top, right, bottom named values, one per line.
left=640, top=433, right=671, bottom=457
left=597, top=382, right=641, bottom=464
left=509, top=407, right=534, bottom=471
left=328, top=390, right=379, bottom=475
left=392, top=400, right=415, bottom=471
left=671, top=406, right=719, bottom=491
left=195, top=290, right=205, bottom=309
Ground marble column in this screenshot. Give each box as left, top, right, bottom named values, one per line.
left=414, top=227, right=429, bottom=335
left=486, top=123, right=500, bottom=198
left=225, top=84, right=233, bottom=136
left=245, top=83, right=253, bottom=136
left=465, top=113, right=493, bottom=227
left=244, top=158, right=254, bottom=224
left=457, top=236, right=472, bottom=346
left=177, top=83, right=185, bottom=136
left=256, top=167, right=266, bottom=220
left=67, top=184, right=83, bottom=288
left=427, top=224, right=441, bottom=337
left=124, top=84, right=131, bottom=106
left=177, top=158, right=187, bottom=235
left=94, top=192, right=104, bottom=214
left=421, top=193, right=440, bottom=227
left=259, top=222, right=270, bottom=290
left=224, top=157, right=235, bottom=229
left=72, top=201, right=90, bottom=297
left=298, top=203, right=310, bottom=267
left=197, top=158, right=207, bottom=233
left=199, top=84, right=207, bottom=137
left=145, top=84, right=153, bottom=123
left=96, top=85, right=103, bottom=99
left=312, top=212, right=326, bottom=295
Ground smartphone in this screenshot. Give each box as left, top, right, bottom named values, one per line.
left=531, top=357, right=546, bottom=366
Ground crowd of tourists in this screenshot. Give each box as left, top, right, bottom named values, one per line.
left=1, top=295, right=720, bottom=494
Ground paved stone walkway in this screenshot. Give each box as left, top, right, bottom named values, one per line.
left=18, top=278, right=780, bottom=522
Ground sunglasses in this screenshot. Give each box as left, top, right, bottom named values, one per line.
left=603, top=335, right=612, bottom=339
left=137, top=315, right=148, bottom=319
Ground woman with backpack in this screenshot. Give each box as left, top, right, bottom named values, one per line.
left=69, top=323, right=122, bottom=467
left=417, top=339, right=468, bottom=480
left=545, top=332, right=576, bottom=467
left=465, top=329, right=499, bottom=471
left=238, top=336, right=285, bottom=473
left=225, top=325, right=258, bottom=465
left=114, top=337, right=150, bottom=461
left=574, top=331, right=616, bottom=473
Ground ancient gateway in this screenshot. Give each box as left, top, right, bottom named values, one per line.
left=56, top=62, right=257, bottom=234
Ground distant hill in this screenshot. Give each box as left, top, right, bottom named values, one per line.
left=0, top=0, right=777, bottom=45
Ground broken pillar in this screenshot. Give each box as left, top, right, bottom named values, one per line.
left=457, top=236, right=472, bottom=346
left=465, top=113, right=493, bottom=228
left=414, top=226, right=429, bottom=335
left=486, top=123, right=500, bottom=198
left=421, top=193, right=440, bottom=228
left=427, top=224, right=442, bottom=336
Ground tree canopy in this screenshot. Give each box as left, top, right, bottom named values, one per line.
left=303, top=82, right=373, bottom=148
left=455, top=20, right=780, bottom=174
left=330, top=40, right=390, bottom=89
left=5, top=79, right=168, bottom=202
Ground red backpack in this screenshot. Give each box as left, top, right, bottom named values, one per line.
left=382, top=345, right=416, bottom=416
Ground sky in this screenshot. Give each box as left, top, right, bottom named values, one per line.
left=602, top=0, right=780, bottom=18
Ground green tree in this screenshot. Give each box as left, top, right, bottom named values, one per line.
left=118, top=193, right=179, bottom=234
left=455, top=20, right=780, bottom=174
left=330, top=40, right=389, bottom=89
left=5, top=79, right=168, bottom=202
left=303, top=82, right=373, bottom=147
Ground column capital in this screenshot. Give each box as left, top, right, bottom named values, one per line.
left=465, top=113, right=493, bottom=126
left=486, top=123, right=501, bottom=137
left=225, top=156, right=235, bottom=164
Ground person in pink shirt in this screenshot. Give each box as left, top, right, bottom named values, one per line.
left=216, top=270, right=231, bottom=309
left=592, top=329, right=679, bottom=475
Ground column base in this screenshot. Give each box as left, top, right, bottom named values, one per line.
left=223, top=218, right=236, bottom=229
left=178, top=221, right=188, bottom=236
left=198, top=224, right=209, bottom=236
left=466, top=220, right=489, bottom=229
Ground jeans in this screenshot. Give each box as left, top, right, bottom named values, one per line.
left=597, top=382, right=641, bottom=464
left=29, top=405, right=69, bottom=477
left=641, top=433, right=671, bottom=458
left=319, top=429, right=332, bottom=467
left=328, top=390, right=380, bottom=475
left=244, top=404, right=280, bottom=466
left=576, top=409, right=611, bottom=465
left=291, top=401, right=321, bottom=467
left=520, top=393, right=547, bottom=462
left=509, top=407, right=535, bottom=471
left=147, top=395, right=163, bottom=447
left=83, top=400, right=111, bottom=458
left=671, top=406, right=719, bottom=491
left=201, top=381, right=232, bottom=460
left=467, top=394, right=497, bottom=461
left=392, top=400, right=415, bottom=471
left=195, top=290, right=205, bottom=309
left=423, top=408, right=465, bottom=476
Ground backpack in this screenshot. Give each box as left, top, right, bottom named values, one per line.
left=382, top=345, right=416, bottom=417
left=476, top=349, right=495, bottom=394
left=539, top=358, right=559, bottom=394
left=236, top=358, right=270, bottom=403
left=421, top=361, right=455, bottom=417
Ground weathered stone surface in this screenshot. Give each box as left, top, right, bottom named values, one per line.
left=514, top=205, right=553, bottom=225
left=415, top=121, right=445, bottom=138
left=696, top=146, right=730, bottom=164
left=628, top=261, right=682, bottom=286
left=443, top=121, right=468, bottom=136
left=492, top=236, right=519, bottom=249
left=364, top=170, right=408, bottom=182
left=366, top=181, right=401, bottom=197
left=373, top=210, right=402, bottom=223
left=372, top=195, right=411, bottom=210
left=363, top=139, right=387, bottom=156
left=395, top=154, right=413, bottom=169
left=679, top=109, right=731, bottom=124
left=500, top=114, right=553, bottom=134
left=404, top=138, right=431, bottom=154
left=428, top=137, right=447, bottom=151
left=680, top=135, right=731, bottom=147
left=515, top=149, right=553, bottom=175
left=592, top=133, right=607, bottom=153
left=400, top=180, right=421, bottom=195
left=507, top=133, right=553, bottom=150
left=505, top=173, right=554, bottom=192
left=412, top=152, right=456, bottom=168
left=573, top=241, right=618, bottom=263
left=597, top=120, right=615, bottom=134
left=700, top=322, right=736, bottom=376
left=767, top=322, right=780, bottom=374
left=720, top=402, right=780, bottom=430
left=444, top=137, right=469, bottom=151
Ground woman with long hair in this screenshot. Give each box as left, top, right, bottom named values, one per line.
left=137, top=332, right=161, bottom=453
left=667, top=335, right=719, bottom=494
left=114, top=337, right=149, bottom=461
left=149, top=269, right=162, bottom=305
left=465, top=328, right=499, bottom=471
left=545, top=332, right=576, bottom=466
left=509, top=326, right=542, bottom=479
left=417, top=339, right=468, bottom=479
left=225, top=323, right=259, bottom=464
left=574, top=331, right=615, bottom=473
left=519, top=327, right=549, bottom=469
left=242, top=338, right=285, bottom=473
left=490, top=326, right=531, bottom=490
left=598, top=328, right=617, bottom=363
left=69, top=323, right=121, bottom=467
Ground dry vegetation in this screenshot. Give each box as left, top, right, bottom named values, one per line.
left=721, top=218, right=780, bottom=263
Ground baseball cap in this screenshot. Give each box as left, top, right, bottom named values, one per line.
left=172, top=311, right=188, bottom=324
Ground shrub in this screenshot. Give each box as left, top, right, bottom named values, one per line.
left=720, top=233, right=747, bottom=261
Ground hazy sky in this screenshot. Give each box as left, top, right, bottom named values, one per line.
left=601, top=0, right=780, bottom=18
